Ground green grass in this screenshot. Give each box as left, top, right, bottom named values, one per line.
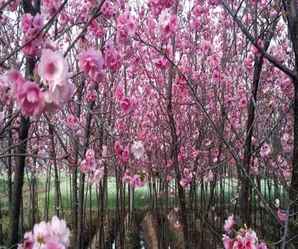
left=0, top=173, right=287, bottom=214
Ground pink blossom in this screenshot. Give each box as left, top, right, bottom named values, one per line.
left=101, top=1, right=115, bottom=18
left=179, top=178, right=189, bottom=188
left=33, top=221, right=51, bottom=247
left=116, top=12, right=136, bottom=44
left=260, top=143, right=271, bottom=158
left=114, top=141, right=123, bottom=157
left=6, top=69, right=25, bottom=97
left=160, top=11, right=178, bottom=41
left=45, top=80, right=74, bottom=108
left=17, top=81, right=44, bottom=116
left=131, top=140, right=145, bottom=160
left=79, top=49, right=104, bottom=81
left=224, top=215, right=235, bottom=233
left=19, top=216, right=70, bottom=249
left=88, top=167, right=104, bottom=185
left=131, top=174, right=145, bottom=188
left=205, top=170, right=214, bottom=182
left=257, top=242, right=268, bottom=249
left=104, top=44, right=122, bottom=71
left=115, top=86, right=124, bottom=101
left=65, top=115, right=78, bottom=130
left=89, top=20, right=104, bottom=38
left=80, top=159, right=91, bottom=174
left=121, top=146, right=130, bottom=163
left=21, top=14, right=44, bottom=56
left=223, top=235, right=233, bottom=249
left=120, top=97, right=131, bottom=112
left=154, top=57, right=168, bottom=69
left=38, top=49, right=68, bottom=85
left=50, top=216, right=70, bottom=247
left=43, top=0, right=60, bottom=16
left=86, top=89, right=97, bottom=102
left=85, top=149, right=95, bottom=162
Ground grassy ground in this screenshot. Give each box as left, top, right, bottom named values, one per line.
left=0, top=173, right=287, bottom=213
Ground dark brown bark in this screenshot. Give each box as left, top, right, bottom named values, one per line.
left=49, top=123, right=61, bottom=217
left=9, top=115, right=30, bottom=248
left=9, top=1, right=39, bottom=246
left=240, top=55, right=263, bottom=226
left=284, top=0, right=298, bottom=218
left=77, top=100, right=96, bottom=249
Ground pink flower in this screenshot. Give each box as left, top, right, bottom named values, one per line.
left=88, top=167, right=104, bottom=185
left=120, top=97, right=131, bottom=112
left=21, top=14, right=44, bottom=56
left=80, top=160, right=90, bottom=174
left=79, top=49, right=104, bottom=81
left=114, top=141, right=123, bottom=157
left=38, top=49, right=68, bottom=85
left=131, top=141, right=145, bottom=160
left=85, top=149, right=95, bottom=162
left=101, top=1, right=115, bottom=18
left=116, top=12, right=136, bottom=44
left=66, top=114, right=79, bottom=130
left=85, top=89, right=97, bottom=102
left=131, top=174, right=144, bottom=188
left=154, top=57, right=168, bottom=69
left=22, top=14, right=43, bottom=36
left=223, top=234, right=233, bottom=249
left=0, top=75, right=11, bottom=103
left=48, top=81, right=74, bottom=105
left=205, top=170, right=214, bottom=182
left=43, top=0, right=60, bottom=16
left=160, top=11, right=177, bottom=41
left=6, top=69, right=25, bottom=96
left=257, top=242, right=268, bottom=249
left=19, top=217, right=70, bottom=249
left=115, top=86, right=124, bottom=101
left=104, top=44, right=121, bottom=71
left=33, top=221, right=51, bottom=247
left=43, top=240, right=65, bottom=249
left=50, top=216, right=70, bottom=247
left=260, top=143, right=271, bottom=158
left=179, top=178, right=189, bottom=188
left=19, top=232, right=34, bottom=249
left=224, top=215, right=235, bottom=233
left=121, top=146, right=130, bottom=163
left=17, top=81, right=44, bottom=116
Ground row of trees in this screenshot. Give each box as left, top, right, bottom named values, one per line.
left=0, top=0, right=298, bottom=248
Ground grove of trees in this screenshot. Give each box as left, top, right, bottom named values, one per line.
left=1, top=0, right=298, bottom=248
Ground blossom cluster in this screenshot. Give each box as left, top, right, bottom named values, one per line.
left=115, top=86, right=134, bottom=113
left=80, top=149, right=104, bottom=185
left=18, top=216, right=70, bottom=249
left=114, top=140, right=146, bottom=163
left=148, top=0, right=174, bottom=16
left=116, top=12, right=136, bottom=44
left=79, top=48, right=104, bottom=82
left=123, top=170, right=145, bottom=188
left=0, top=48, right=73, bottom=116
left=179, top=168, right=193, bottom=188
left=21, top=14, right=44, bottom=57
left=223, top=215, right=268, bottom=249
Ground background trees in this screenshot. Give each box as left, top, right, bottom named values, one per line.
left=0, top=0, right=297, bottom=248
